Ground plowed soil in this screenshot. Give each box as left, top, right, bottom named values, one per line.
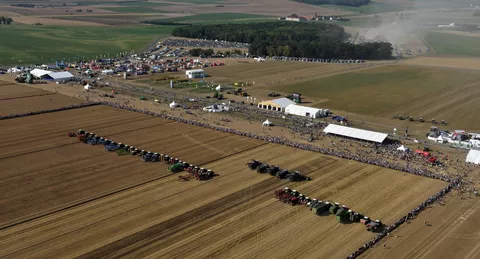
left=0, top=103, right=446, bottom=258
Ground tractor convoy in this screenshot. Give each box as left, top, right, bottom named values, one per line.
left=247, top=159, right=312, bottom=182
left=70, top=129, right=216, bottom=181
left=274, top=187, right=383, bottom=232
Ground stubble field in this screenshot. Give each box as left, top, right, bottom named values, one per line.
left=0, top=85, right=447, bottom=258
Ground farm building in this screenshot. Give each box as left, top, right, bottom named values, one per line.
left=324, top=124, right=388, bottom=143
left=46, top=71, right=74, bottom=82
left=186, top=69, right=205, bottom=79
left=285, top=104, right=329, bottom=118
left=258, top=97, right=296, bottom=112
left=279, top=14, right=307, bottom=22
left=30, top=68, right=51, bottom=79
left=466, top=149, right=480, bottom=165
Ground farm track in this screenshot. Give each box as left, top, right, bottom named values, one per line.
left=0, top=84, right=453, bottom=258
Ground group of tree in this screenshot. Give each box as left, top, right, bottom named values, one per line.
left=173, top=22, right=392, bottom=60
left=293, top=0, right=370, bottom=7
left=0, top=16, right=13, bottom=25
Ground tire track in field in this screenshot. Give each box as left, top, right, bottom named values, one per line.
left=0, top=92, right=56, bottom=101
left=182, top=132, right=226, bottom=156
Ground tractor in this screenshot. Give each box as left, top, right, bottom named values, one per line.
left=409, top=116, right=414, bottom=122
left=367, top=220, right=383, bottom=232
left=139, top=96, right=147, bottom=100
left=117, top=148, right=130, bottom=156
left=329, top=202, right=341, bottom=214
left=312, top=202, right=332, bottom=215
left=268, top=92, right=280, bottom=97
left=335, top=206, right=350, bottom=222
left=256, top=163, right=269, bottom=173
left=441, top=120, right=447, bottom=126
left=274, top=188, right=298, bottom=206
left=142, top=152, right=153, bottom=162
left=195, top=169, right=214, bottom=180
left=287, top=171, right=312, bottom=182
left=163, top=155, right=170, bottom=163
left=276, top=169, right=290, bottom=179
left=360, top=217, right=371, bottom=225
left=431, top=119, right=437, bottom=124
left=168, top=163, right=184, bottom=173
left=398, top=115, right=405, bottom=120
left=266, top=166, right=280, bottom=175
left=105, top=142, right=118, bottom=151
left=138, top=150, right=147, bottom=157
left=349, top=211, right=361, bottom=222
left=151, top=153, right=160, bottom=162
left=419, top=117, right=425, bottom=123
left=247, top=160, right=261, bottom=170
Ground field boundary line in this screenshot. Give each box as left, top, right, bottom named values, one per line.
left=0, top=92, right=56, bottom=101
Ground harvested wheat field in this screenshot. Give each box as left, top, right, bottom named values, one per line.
left=0, top=93, right=85, bottom=115
left=0, top=102, right=446, bottom=258
left=0, top=84, right=51, bottom=100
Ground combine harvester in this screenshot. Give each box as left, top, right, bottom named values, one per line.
left=178, top=165, right=216, bottom=181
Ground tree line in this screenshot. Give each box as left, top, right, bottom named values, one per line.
left=172, top=22, right=392, bottom=60
left=293, top=0, right=370, bottom=7
left=0, top=16, right=13, bottom=25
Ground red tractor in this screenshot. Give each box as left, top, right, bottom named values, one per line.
left=274, top=188, right=298, bottom=206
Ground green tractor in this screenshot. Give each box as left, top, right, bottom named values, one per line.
left=329, top=202, right=340, bottom=214
left=335, top=206, right=350, bottom=222
left=168, top=163, right=184, bottom=173
left=139, top=96, right=147, bottom=100
left=312, top=201, right=331, bottom=215
left=348, top=210, right=361, bottom=222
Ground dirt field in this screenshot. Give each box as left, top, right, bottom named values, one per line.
left=0, top=83, right=51, bottom=100
left=0, top=93, right=84, bottom=115
left=400, top=56, right=480, bottom=70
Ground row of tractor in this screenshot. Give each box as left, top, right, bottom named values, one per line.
left=274, top=187, right=383, bottom=232
left=247, top=159, right=312, bottom=182
left=70, top=129, right=216, bottom=181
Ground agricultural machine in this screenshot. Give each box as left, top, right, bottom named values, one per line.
left=274, top=187, right=299, bottom=206
left=105, top=142, right=119, bottom=151
left=311, top=202, right=332, bottom=215
left=247, top=159, right=261, bottom=170
left=268, top=92, right=280, bottom=97
left=276, top=169, right=290, bottom=179
left=335, top=206, right=350, bottom=222
left=349, top=210, right=361, bottom=222
left=287, top=171, right=312, bottom=182
left=15, top=72, right=33, bottom=84
left=360, top=217, right=371, bottom=225
left=168, top=163, right=184, bottom=173
left=256, top=163, right=269, bottom=173
left=329, top=202, right=341, bottom=214
left=151, top=153, right=160, bottom=162
left=142, top=152, right=154, bottom=162
left=266, top=166, right=280, bottom=176
left=367, top=220, right=383, bottom=232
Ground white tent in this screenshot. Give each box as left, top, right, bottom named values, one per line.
left=215, top=85, right=222, bottom=91
left=397, top=145, right=409, bottom=152
left=262, top=119, right=273, bottom=127
left=30, top=68, right=51, bottom=78
left=285, top=104, right=322, bottom=118
left=466, top=149, right=480, bottom=165
left=169, top=101, right=179, bottom=108
left=84, top=84, right=92, bottom=90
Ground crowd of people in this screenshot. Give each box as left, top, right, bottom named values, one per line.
left=161, top=38, right=250, bottom=49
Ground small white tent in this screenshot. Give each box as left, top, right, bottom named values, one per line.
left=169, top=101, right=179, bottom=108
left=262, top=119, right=273, bottom=127
left=84, top=84, right=92, bottom=91
left=215, top=85, right=222, bottom=91
left=397, top=145, right=409, bottom=152
left=466, top=149, right=480, bottom=165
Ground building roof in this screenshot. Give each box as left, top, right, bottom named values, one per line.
left=271, top=98, right=296, bottom=108
left=285, top=104, right=321, bottom=115
left=48, top=71, right=74, bottom=80
left=466, top=149, right=480, bottom=165
left=30, top=68, right=51, bottom=78
left=187, top=69, right=204, bottom=73
left=323, top=124, right=388, bottom=143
